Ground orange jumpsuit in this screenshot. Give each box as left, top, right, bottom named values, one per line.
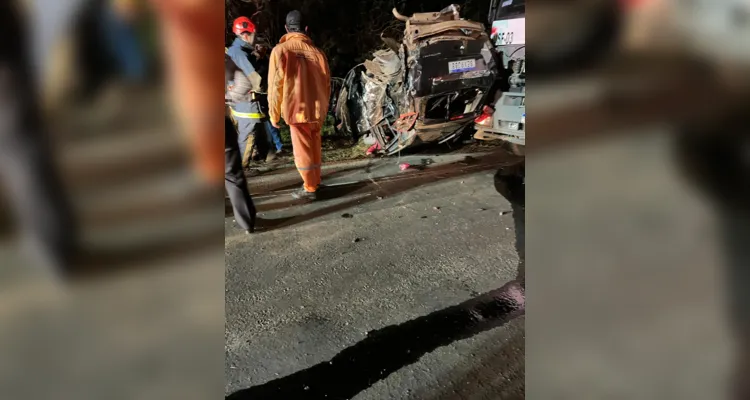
left=267, top=32, right=331, bottom=193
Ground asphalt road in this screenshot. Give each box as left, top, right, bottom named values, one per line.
left=224, top=152, right=525, bottom=399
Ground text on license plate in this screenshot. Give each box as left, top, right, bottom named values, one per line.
left=448, top=59, right=476, bottom=73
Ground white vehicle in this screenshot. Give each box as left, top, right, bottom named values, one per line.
left=474, top=0, right=526, bottom=154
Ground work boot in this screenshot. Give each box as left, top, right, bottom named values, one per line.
left=265, top=149, right=288, bottom=163
left=291, top=187, right=317, bottom=201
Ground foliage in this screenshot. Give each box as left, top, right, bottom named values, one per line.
left=226, top=0, right=491, bottom=78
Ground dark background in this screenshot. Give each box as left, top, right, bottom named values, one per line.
left=225, top=0, right=491, bottom=78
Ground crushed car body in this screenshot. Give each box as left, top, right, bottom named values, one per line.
left=335, top=5, right=499, bottom=155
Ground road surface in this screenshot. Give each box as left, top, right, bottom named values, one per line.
left=225, top=150, right=526, bottom=399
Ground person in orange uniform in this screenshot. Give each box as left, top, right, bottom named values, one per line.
left=268, top=10, right=331, bottom=200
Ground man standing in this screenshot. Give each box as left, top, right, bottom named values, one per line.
left=226, top=16, right=266, bottom=167
left=251, top=40, right=286, bottom=162
left=224, top=37, right=257, bottom=234
left=268, top=10, right=331, bottom=200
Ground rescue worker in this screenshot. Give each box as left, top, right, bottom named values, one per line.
left=224, top=41, right=257, bottom=233
left=268, top=10, right=331, bottom=200
left=226, top=16, right=267, bottom=167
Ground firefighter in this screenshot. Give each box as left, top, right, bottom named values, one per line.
left=268, top=10, right=331, bottom=200
left=226, top=16, right=267, bottom=167
left=224, top=39, right=257, bottom=233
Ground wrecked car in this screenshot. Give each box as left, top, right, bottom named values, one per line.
left=335, top=5, right=499, bottom=155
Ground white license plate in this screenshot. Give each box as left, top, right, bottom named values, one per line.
left=448, top=59, right=476, bottom=73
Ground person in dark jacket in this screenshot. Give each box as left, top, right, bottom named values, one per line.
left=251, top=41, right=285, bottom=161
left=224, top=41, right=258, bottom=233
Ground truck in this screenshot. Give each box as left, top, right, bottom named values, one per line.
left=473, top=0, right=526, bottom=154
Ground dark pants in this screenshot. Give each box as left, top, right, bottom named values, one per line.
left=99, top=3, right=147, bottom=83
left=0, top=3, right=77, bottom=271
left=265, top=120, right=284, bottom=153
left=257, top=96, right=283, bottom=152
left=225, top=115, right=256, bottom=231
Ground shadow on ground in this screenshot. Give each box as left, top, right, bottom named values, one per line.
left=424, top=319, right=525, bottom=400
left=493, top=160, right=525, bottom=285
left=227, top=149, right=522, bottom=233
left=225, top=280, right=525, bottom=400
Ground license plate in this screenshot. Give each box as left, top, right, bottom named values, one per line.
left=491, top=17, right=525, bottom=46
left=448, top=59, right=476, bottom=73
left=501, top=121, right=520, bottom=130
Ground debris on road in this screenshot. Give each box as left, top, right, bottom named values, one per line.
left=399, top=163, right=411, bottom=171
left=342, top=213, right=354, bottom=219
left=353, top=238, right=363, bottom=243
left=366, top=143, right=382, bottom=155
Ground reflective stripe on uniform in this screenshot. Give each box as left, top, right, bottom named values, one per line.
left=296, top=163, right=321, bottom=171
left=230, top=108, right=266, bottom=119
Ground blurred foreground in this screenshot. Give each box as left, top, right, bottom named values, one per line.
left=1, top=1, right=223, bottom=398
left=528, top=0, right=750, bottom=399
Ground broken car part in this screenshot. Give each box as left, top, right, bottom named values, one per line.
left=335, top=4, right=498, bottom=155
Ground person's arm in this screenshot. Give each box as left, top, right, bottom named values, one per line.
left=228, top=45, right=262, bottom=91
left=267, top=47, right=284, bottom=127
left=227, top=46, right=255, bottom=78
left=322, top=54, right=332, bottom=117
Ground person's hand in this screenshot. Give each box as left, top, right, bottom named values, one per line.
left=271, top=120, right=280, bottom=129
left=113, top=0, right=141, bottom=22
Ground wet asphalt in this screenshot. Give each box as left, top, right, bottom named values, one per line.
left=224, top=152, right=525, bottom=399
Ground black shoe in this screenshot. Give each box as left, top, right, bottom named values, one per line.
left=248, top=214, right=256, bottom=233
left=291, top=188, right=317, bottom=201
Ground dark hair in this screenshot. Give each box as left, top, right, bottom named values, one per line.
left=286, top=10, right=304, bottom=33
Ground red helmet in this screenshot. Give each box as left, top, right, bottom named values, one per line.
left=232, top=17, right=256, bottom=36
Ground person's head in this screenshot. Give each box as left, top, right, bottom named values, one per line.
left=233, top=17, right=256, bottom=45
left=285, top=10, right=307, bottom=34
left=254, top=42, right=269, bottom=58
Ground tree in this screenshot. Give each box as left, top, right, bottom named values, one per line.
left=226, top=0, right=491, bottom=77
